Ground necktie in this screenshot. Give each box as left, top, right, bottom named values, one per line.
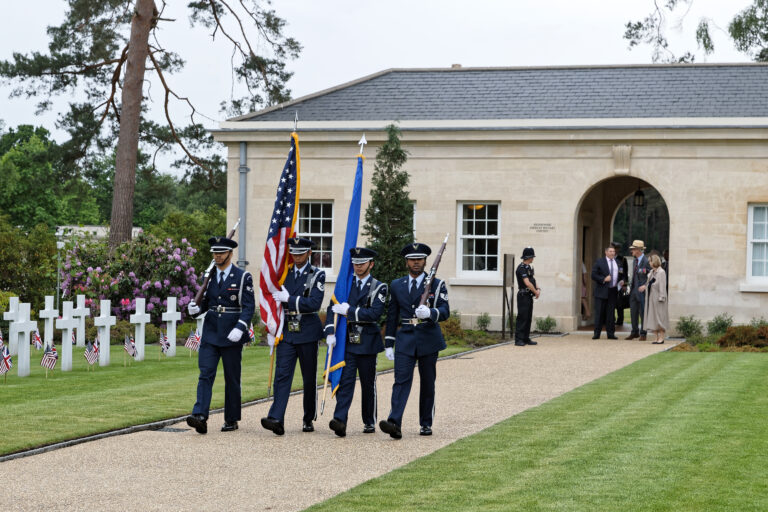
left=609, top=259, right=615, bottom=287
left=410, top=279, right=418, bottom=298
left=218, top=271, right=225, bottom=285
left=358, top=280, right=364, bottom=294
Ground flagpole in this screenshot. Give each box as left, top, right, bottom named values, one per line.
left=320, top=313, right=339, bottom=415
left=267, top=345, right=275, bottom=398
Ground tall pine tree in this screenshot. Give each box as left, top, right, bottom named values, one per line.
left=362, top=124, right=413, bottom=287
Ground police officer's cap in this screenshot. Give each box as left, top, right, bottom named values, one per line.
left=209, top=236, right=237, bottom=253
left=350, top=247, right=377, bottom=264
left=522, top=247, right=535, bottom=259
left=401, top=242, right=432, bottom=259
left=288, top=237, right=316, bottom=255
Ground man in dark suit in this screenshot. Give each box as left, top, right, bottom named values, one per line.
left=186, top=236, right=256, bottom=434
left=261, top=238, right=326, bottom=435
left=591, top=246, right=620, bottom=340
left=627, top=240, right=651, bottom=341
left=611, top=242, right=628, bottom=326
left=325, top=247, right=387, bottom=437
left=379, top=243, right=450, bottom=439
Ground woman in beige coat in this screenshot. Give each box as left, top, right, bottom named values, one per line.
left=644, top=254, right=668, bottom=344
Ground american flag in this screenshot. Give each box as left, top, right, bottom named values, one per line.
left=32, top=329, right=43, bottom=350
left=259, top=133, right=300, bottom=342
left=159, top=330, right=170, bottom=354
left=41, top=344, right=58, bottom=370
left=0, top=345, right=11, bottom=374
left=71, top=330, right=76, bottom=346
left=248, top=323, right=256, bottom=343
left=184, top=329, right=201, bottom=352
left=124, top=334, right=137, bottom=357
left=0, top=327, right=4, bottom=347
left=84, top=340, right=98, bottom=365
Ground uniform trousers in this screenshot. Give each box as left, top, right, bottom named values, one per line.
left=515, top=293, right=534, bottom=343
left=193, top=342, right=243, bottom=422
left=267, top=340, right=318, bottom=423
left=333, top=353, right=377, bottom=425
left=388, top=350, right=438, bottom=428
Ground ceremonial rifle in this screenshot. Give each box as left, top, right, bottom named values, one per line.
left=419, top=233, right=450, bottom=306
left=193, top=218, right=241, bottom=305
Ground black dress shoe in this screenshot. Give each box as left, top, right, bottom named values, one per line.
left=302, top=421, right=314, bottom=432
left=379, top=419, right=402, bottom=439
left=652, top=340, right=665, bottom=344
left=329, top=418, right=346, bottom=437
left=260, top=417, right=285, bottom=436
left=607, top=336, right=618, bottom=340
left=221, top=421, right=238, bottom=432
left=420, top=426, right=432, bottom=436
left=186, top=414, right=207, bottom=434
left=592, top=335, right=600, bottom=339
left=525, top=340, right=538, bottom=345
left=363, top=424, right=375, bottom=434
left=514, top=342, right=526, bottom=346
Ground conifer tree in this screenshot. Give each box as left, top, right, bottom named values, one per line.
left=362, top=124, right=413, bottom=287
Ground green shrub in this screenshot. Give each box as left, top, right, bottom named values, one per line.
left=463, top=328, right=495, bottom=346
left=676, top=315, right=703, bottom=338
left=476, top=312, right=491, bottom=331
left=440, top=310, right=464, bottom=344
left=750, top=316, right=768, bottom=328
left=707, top=313, right=733, bottom=336
left=717, top=325, right=758, bottom=348
left=535, top=316, right=557, bottom=333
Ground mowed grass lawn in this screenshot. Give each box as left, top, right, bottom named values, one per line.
left=0, top=342, right=470, bottom=456
left=307, top=353, right=768, bottom=512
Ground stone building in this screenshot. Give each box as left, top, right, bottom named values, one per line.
left=212, top=63, right=768, bottom=332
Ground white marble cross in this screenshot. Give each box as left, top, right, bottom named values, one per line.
left=94, top=299, right=116, bottom=366
left=39, top=296, right=59, bottom=349
left=4, top=296, right=20, bottom=355
left=13, top=303, right=38, bottom=377
left=56, top=301, right=78, bottom=372
left=130, top=298, right=151, bottom=362
left=161, top=297, right=181, bottom=357
left=72, top=295, right=90, bottom=347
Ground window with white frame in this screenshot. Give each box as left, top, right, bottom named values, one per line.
left=298, top=201, right=333, bottom=269
left=748, top=204, right=768, bottom=281
left=458, top=202, right=500, bottom=273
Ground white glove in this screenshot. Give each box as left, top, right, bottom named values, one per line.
left=415, top=305, right=431, bottom=319
left=267, top=333, right=275, bottom=348
left=331, top=302, right=349, bottom=316
left=272, top=286, right=290, bottom=303
left=385, top=347, right=395, bottom=360
left=187, top=301, right=200, bottom=315
left=326, top=334, right=336, bottom=347
left=227, top=328, right=243, bottom=342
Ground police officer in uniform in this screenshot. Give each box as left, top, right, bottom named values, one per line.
left=514, top=247, right=540, bottom=347
left=186, top=236, right=255, bottom=434
left=379, top=243, right=450, bottom=439
left=261, top=238, right=326, bottom=435
left=325, top=247, right=387, bottom=437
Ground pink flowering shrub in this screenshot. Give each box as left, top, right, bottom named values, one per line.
left=61, top=231, right=201, bottom=325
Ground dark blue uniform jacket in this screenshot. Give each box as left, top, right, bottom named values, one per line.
left=324, top=277, right=387, bottom=355
left=385, top=274, right=449, bottom=356
left=281, top=264, right=325, bottom=343
left=195, top=265, right=255, bottom=347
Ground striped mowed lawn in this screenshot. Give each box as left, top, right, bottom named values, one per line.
left=306, top=353, right=768, bottom=512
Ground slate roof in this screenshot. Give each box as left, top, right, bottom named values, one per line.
left=236, top=64, right=768, bottom=122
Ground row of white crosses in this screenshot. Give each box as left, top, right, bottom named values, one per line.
left=3, top=294, right=199, bottom=377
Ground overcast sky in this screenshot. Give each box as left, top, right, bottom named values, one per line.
left=0, top=0, right=754, bottom=166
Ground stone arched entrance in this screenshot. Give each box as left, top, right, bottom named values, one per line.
left=575, top=177, right=670, bottom=328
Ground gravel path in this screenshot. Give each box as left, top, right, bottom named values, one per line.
left=4, top=334, right=670, bottom=511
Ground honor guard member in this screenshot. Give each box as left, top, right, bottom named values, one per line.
left=326, top=247, right=388, bottom=437
left=514, top=247, right=540, bottom=347
left=185, top=236, right=255, bottom=434
left=379, top=243, right=450, bottom=439
left=261, top=237, right=326, bottom=435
